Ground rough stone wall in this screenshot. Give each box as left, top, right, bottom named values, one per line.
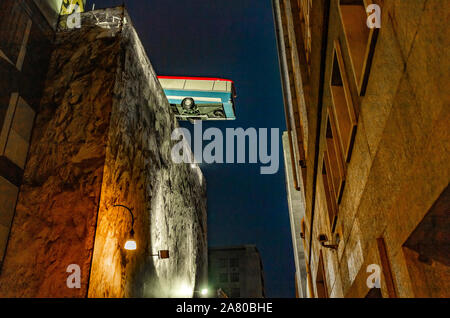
left=0, top=15, right=119, bottom=297
left=87, top=11, right=207, bottom=298
left=0, top=7, right=207, bottom=297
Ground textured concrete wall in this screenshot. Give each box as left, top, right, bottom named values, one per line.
left=0, top=7, right=207, bottom=298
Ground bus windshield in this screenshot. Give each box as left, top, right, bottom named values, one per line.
left=158, top=76, right=237, bottom=121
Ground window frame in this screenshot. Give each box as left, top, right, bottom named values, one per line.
left=338, top=0, right=380, bottom=96
left=329, top=40, right=358, bottom=163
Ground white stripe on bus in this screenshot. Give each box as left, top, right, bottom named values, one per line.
left=167, top=96, right=222, bottom=102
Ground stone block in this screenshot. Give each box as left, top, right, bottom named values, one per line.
left=404, top=0, right=449, bottom=131
left=388, top=0, right=427, bottom=59
left=361, top=15, right=403, bottom=157
left=0, top=93, right=18, bottom=154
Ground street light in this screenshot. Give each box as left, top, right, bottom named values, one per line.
left=124, top=238, right=137, bottom=250
left=113, top=204, right=136, bottom=251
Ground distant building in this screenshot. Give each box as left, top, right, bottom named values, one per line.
left=273, top=0, right=449, bottom=298
left=209, top=245, right=265, bottom=298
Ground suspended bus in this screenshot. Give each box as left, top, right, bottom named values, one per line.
left=157, top=76, right=237, bottom=121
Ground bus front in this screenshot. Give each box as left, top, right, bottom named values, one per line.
left=157, top=76, right=237, bottom=121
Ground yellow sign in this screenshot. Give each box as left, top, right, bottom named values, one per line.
left=60, top=0, right=86, bottom=15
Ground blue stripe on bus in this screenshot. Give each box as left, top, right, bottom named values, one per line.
left=163, top=89, right=231, bottom=102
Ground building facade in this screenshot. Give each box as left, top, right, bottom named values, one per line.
left=0, top=3, right=208, bottom=298
left=274, top=0, right=449, bottom=297
left=0, top=0, right=58, bottom=270
left=209, top=245, right=266, bottom=298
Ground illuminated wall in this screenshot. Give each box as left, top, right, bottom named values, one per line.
left=0, top=7, right=207, bottom=298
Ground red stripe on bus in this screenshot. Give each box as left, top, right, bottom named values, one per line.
left=157, top=76, right=234, bottom=83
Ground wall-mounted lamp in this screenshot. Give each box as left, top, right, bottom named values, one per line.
left=199, top=288, right=209, bottom=296
left=317, top=233, right=339, bottom=250
left=113, top=204, right=136, bottom=251
left=152, top=250, right=170, bottom=259
left=193, top=288, right=209, bottom=297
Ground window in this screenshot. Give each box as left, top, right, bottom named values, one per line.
left=231, top=288, right=240, bottom=298
left=0, top=93, right=34, bottom=269
left=339, top=0, right=379, bottom=95
left=325, top=112, right=346, bottom=203
left=330, top=41, right=358, bottom=163
left=0, top=0, right=32, bottom=70
left=219, top=273, right=228, bottom=283
left=218, top=258, right=228, bottom=268
left=322, top=160, right=337, bottom=231
left=230, top=272, right=239, bottom=283
left=230, top=258, right=239, bottom=268
left=296, top=0, right=312, bottom=71
left=322, top=111, right=347, bottom=231
left=0, top=94, right=36, bottom=169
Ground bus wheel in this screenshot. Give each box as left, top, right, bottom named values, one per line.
left=214, top=110, right=225, bottom=118
left=181, top=98, right=195, bottom=110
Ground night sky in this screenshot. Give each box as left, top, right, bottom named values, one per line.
left=89, top=0, right=294, bottom=297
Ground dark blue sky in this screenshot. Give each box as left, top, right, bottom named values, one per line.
left=90, top=0, right=294, bottom=297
